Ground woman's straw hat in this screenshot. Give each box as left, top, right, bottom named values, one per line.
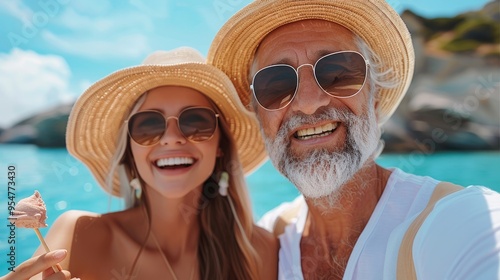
left=208, top=0, right=415, bottom=124
left=66, top=47, right=266, bottom=197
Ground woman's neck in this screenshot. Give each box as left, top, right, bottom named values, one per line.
left=141, top=187, right=202, bottom=262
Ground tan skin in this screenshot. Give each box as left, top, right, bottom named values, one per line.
left=251, top=19, right=392, bottom=279
left=3, top=86, right=277, bottom=280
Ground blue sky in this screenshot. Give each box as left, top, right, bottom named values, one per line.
left=0, top=0, right=493, bottom=128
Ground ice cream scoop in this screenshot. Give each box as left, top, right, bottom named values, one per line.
left=9, top=190, right=48, bottom=228
left=9, top=190, right=60, bottom=273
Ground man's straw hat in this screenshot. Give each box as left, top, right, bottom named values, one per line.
left=208, top=0, right=415, bottom=124
left=66, top=47, right=266, bottom=197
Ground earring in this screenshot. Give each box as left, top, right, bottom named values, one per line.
left=218, top=172, right=229, bottom=196
left=130, top=178, right=142, bottom=200
left=202, top=175, right=219, bottom=199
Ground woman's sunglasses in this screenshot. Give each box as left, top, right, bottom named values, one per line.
left=250, top=51, right=369, bottom=111
left=127, top=107, right=219, bottom=146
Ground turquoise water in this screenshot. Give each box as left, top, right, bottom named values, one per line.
left=1, top=144, right=499, bottom=272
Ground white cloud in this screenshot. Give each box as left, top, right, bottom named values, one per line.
left=0, top=1, right=33, bottom=25
left=0, top=49, right=76, bottom=128
left=41, top=30, right=150, bottom=59
left=78, top=80, right=93, bottom=93
left=128, top=0, right=169, bottom=19
left=39, top=6, right=154, bottom=59
left=71, top=0, right=112, bottom=15
left=57, top=6, right=154, bottom=33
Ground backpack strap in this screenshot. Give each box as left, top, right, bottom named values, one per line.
left=397, top=181, right=464, bottom=279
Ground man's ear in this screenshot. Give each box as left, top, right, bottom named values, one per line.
left=373, top=98, right=381, bottom=123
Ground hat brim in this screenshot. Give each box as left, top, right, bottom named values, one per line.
left=67, top=63, right=267, bottom=197
left=208, top=0, right=414, bottom=124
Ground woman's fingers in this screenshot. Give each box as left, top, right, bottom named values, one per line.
left=0, top=250, right=67, bottom=280
left=42, top=267, right=72, bottom=280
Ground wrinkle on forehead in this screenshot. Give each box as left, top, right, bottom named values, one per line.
left=250, top=19, right=357, bottom=78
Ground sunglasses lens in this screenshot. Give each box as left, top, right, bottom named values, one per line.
left=253, top=65, right=297, bottom=110
left=179, top=108, right=217, bottom=142
left=128, top=111, right=165, bottom=146
left=315, top=52, right=367, bottom=97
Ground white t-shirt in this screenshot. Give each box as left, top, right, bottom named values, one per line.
left=258, top=168, right=500, bottom=279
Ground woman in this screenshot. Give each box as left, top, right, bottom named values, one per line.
left=3, top=47, right=277, bottom=280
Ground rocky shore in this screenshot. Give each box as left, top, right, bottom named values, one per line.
left=382, top=3, right=499, bottom=152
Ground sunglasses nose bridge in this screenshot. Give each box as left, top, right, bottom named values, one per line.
left=296, top=63, right=317, bottom=88
left=296, top=63, right=314, bottom=75
left=160, top=116, right=186, bottom=144
left=292, top=63, right=331, bottom=114
left=295, top=63, right=326, bottom=94
left=164, top=115, right=179, bottom=123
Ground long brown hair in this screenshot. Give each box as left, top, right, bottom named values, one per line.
left=196, top=104, right=259, bottom=279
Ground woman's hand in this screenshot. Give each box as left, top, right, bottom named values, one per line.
left=0, top=250, right=76, bottom=280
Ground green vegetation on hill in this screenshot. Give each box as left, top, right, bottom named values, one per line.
left=404, top=1, right=500, bottom=54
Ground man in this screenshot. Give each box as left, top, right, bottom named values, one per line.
left=208, top=0, right=500, bottom=279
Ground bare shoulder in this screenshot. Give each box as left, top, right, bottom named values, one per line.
left=36, top=210, right=100, bottom=251
left=252, top=225, right=279, bottom=280
left=50, top=210, right=103, bottom=243
left=30, top=210, right=101, bottom=279
left=54, top=209, right=100, bottom=226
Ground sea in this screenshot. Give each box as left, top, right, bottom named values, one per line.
left=0, top=144, right=499, bottom=273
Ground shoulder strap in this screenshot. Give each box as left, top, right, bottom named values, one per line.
left=273, top=200, right=304, bottom=238
left=397, top=181, right=464, bottom=279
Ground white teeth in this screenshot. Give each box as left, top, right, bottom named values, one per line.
left=296, top=123, right=338, bottom=139
left=156, top=157, right=194, bottom=167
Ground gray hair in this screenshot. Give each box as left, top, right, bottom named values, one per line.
left=355, top=35, right=399, bottom=103
left=355, top=36, right=399, bottom=157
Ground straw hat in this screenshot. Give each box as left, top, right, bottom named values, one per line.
left=66, top=47, right=267, bottom=197
left=208, top=0, right=415, bottom=124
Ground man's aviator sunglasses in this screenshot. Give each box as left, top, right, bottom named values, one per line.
left=127, top=107, right=219, bottom=146
left=250, top=51, right=369, bottom=111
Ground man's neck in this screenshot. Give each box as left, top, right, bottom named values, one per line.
left=301, top=162, right=392, bottom=279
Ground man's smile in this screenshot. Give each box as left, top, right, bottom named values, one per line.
left=294, top=122, right=339, bottom=140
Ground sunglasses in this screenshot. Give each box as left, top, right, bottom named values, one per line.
left=127, top=107, right=219, bottom=146
left=250, top=51, right=369, bottom=111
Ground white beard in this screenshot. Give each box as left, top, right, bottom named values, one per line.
left=261, top=103, right=379, bottom=201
